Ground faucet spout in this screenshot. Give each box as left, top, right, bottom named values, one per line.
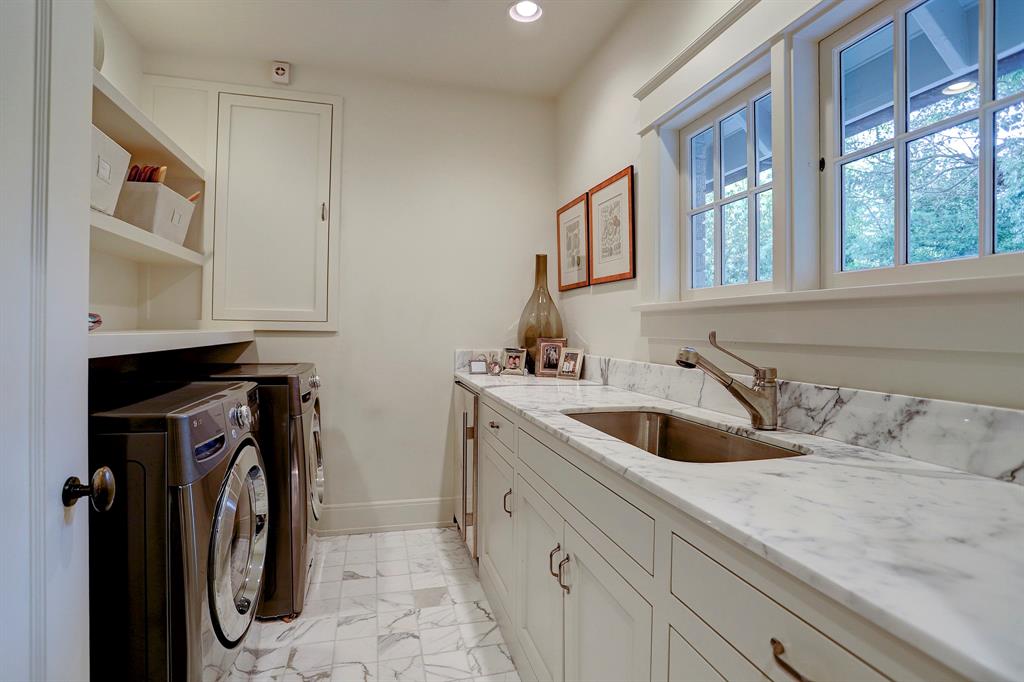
left=676, top=334, right=778, bottom=430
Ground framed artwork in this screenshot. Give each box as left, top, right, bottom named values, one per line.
left=500, top=347, right=526, bottom=375
left=469, top=359, right=488, bottom=374
left=556, top=193, right=589, bottom=291
left=587, top=166, right=635, bottom=285
left=556, top=348, right=584, bottom=380
left=536, top=337, right=567, bottom=377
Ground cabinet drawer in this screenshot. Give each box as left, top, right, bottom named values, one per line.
left=520, top=431, right=654, bottom=573
left=671, top=535, right=888, bottom=682
left=480, top=402, right=515, bottom=454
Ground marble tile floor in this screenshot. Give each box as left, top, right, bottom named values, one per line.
left=235, top=527, right=521, bottom=682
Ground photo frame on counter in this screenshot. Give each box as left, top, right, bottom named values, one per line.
left=556, top=193, right=589, bottom=291
left=536, top=337, right=567, bottom=377
left=469, top=359, right=488, bottom=374
left=500, top=347, right=526, bottom=375
left=588, top=166, right=635, bottom=285
left=556, top=347, right=585, bottom=380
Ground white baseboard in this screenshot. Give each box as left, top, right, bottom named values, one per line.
left=318, top=496, right=456, bottom=535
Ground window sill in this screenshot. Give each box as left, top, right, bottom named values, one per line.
left=632, top=274, right=1024, bottom=313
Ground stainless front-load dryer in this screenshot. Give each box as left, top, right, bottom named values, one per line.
left=204, top=363, right=325, bottom=619
left=89, top=381, right=269, bottom=681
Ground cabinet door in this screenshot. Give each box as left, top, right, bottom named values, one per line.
left=563, top=524, right=652, bottom=682
left=214, top=93, right=332, bottom=323
left=515, top=476, right=565, bottom=682
left=669, top=627, right=726, bottom=682
left=478, top=439, right=515, bottom=612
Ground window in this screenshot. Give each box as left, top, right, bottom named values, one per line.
left=821, top=0, right=1024, bottom=281
left=684, top=83, right=773, bottom=290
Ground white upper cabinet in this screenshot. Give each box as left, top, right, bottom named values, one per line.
left=213, top=93, right=334, bottom=325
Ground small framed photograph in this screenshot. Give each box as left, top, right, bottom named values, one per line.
left=556, top=193, right=589, bottom=291
left=536, top=337, right=567, bottom=377
left=469, top=359, right=488, bottom=374
left=487, top=360, right=503, bottom=376
left=556, top=348, right=585, bottom=380
left=588, top=166, right=635, bottom=285
left=500, top=347, right=526, bottom=375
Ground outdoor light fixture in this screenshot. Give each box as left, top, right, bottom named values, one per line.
left=941, top=80, right=977, bottom=95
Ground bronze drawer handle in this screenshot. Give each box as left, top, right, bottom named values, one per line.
left=771, top=638, right=813, bottom=682
left=489, top=420, right=501, bottom=429
left=548, top=543, right=561, bottom=578
left=558, top=555, right=571, bottom=594
left=502, top=489, right=512, bottom=516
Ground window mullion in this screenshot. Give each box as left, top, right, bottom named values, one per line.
left=893, top=7, right=908, bottom=267
left=747, top=100, right=757, bottom=283
left=979, top=0, right=995, bottom=256
left=713, top=118, right=722, bottom=285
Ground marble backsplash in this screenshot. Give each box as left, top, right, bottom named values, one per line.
left=579, top=355, right=1024, bottom=486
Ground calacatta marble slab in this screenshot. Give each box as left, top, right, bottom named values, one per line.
left=454, top=373, right=1024, bottom=682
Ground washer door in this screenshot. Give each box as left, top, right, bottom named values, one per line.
left=209, top=442, right=269, bottom=647
left=308, top=406, right=325, bottom=522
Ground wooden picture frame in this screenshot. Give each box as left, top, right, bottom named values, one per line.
left=587, top=166, right=635, bottom=285
left=500, top=347, right=526, bottom=375
left=556, top=193, right=589, bottom=291
left=556, top=347, right=585, bottom=380
left=536, top=337, right=567, bottom=377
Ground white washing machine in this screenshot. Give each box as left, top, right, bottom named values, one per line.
left=89, top=381, right=269, bottom=681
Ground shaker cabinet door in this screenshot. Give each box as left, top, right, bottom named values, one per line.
left=214, top=93, right=333, bottom=324
left=479, top=439, right=516, bottom=614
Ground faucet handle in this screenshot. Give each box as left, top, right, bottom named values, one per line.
left=708, top=331, right=776, bottom=383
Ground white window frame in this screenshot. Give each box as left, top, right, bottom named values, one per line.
left=681, top=77, right=774, bottom=299
left=819, top=0, right=1024, bottom=289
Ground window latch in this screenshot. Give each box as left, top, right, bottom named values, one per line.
left=819, top=157, right=825, bottom=172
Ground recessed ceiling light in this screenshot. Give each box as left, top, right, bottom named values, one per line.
left=509, top=0, right=542, bottom=22
left=942, top=80, right=976, bottom=95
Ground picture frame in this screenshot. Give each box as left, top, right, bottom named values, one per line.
left=487, top=360, right=503, bottom=376
left=500, top=347, right=526, bottom=375
left=536, top=337, right=567, bottom=377
left=556, top=347, right=585, bottom=380
left=556, top=193, right=589, bottom=291
left=587, top=166, right=635, bottom=285
left=469, top=359, right=488, bottom=374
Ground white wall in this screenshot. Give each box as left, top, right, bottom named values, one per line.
left=141, top=53, right=556, bottom=532
left=95, top=0, right=142, bottom=105
left=555, top=0, right=1024, bottom=409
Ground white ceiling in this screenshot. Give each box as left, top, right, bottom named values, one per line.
left=105, top=0, right=636, bottom=97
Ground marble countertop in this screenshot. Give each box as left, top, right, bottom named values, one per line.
left=454, top=371, right=1024, bottom=682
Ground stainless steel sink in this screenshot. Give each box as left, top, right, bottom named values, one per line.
left=568, top=411, right=803, bottom=463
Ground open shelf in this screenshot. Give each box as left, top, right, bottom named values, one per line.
left=91, top=210, right=204, bottom=267
left=88, top=328, right=255, bottom=359
left=92, top=69, right=205, bottom=185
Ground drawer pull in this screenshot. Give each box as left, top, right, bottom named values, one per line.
left=558, top=555, right=571, bottom=593
left=489, top=420, right=501, bottom=429
left=548, top=543, right=561, bottom=578
left=771, top=638, right=813, bottom=682
left=503, top=489, right=512, bottom=516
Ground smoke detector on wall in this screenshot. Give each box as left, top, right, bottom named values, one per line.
left=271, top=61, right=291, bottom=84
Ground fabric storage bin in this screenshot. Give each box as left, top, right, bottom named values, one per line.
left=90, top=126, right=130, bottom=215
left=114, top=182, right=196, bottom=246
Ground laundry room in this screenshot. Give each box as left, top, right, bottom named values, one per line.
left=2, top=0, right=1023, bottom=680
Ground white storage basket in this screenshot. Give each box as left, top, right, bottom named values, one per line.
left=114, top=182, right=196, bottom=246
left=90, top=126, right=130, bottom=215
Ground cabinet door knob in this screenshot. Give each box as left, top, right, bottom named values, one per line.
left=62, top=466, right=116, bottom=512
left=488, top=421, right=500, bottom=429
left=557, top=555, right=571, bottom=594
left=770, top=638, right=813, bottom=682
left=548, top=543, right=561, bottom=578
left=502, top=489, right=512, bottom=516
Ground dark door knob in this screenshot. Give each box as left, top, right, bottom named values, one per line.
left=62, top=467, right=116, bottom=512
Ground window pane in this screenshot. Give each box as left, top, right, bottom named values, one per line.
left=756, top=190, right=773, bottom=281
left=907, top=119, right=980, bottom=263
left=721, top=109, right=748, bottom=197
left=996, top=0, right=1024, bottom=98
left=722, top=198, right=749, bottom=285
left=755, top=94, right=772, bottom=185
left=842, top=149, right=895, bottom=271
left=995, top=102, right=1024, bottom=253
left=841, top=24, right=895, bottom=154
left=690, top=128, right=714, bottom=208
left=906, top=0, right=980, bottom=131
left=691, top=210, right=715, bottom=288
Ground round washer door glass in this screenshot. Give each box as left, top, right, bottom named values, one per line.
left=308, top=407, right=325, bottom=521
left=209, top=443, right=269, bottom=646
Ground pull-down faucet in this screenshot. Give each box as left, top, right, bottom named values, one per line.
left=676, top=331, right=778, bottom=430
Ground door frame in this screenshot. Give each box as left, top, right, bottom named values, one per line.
left=0, top=0, right=92, bottom=677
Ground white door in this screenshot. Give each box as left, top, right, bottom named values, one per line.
left=213, top=93, right=332, bottom=322
left=478, top=440, right=516, bottom=612
left=515, top=476, right=566, bottom=682
left=563, top=525, right=653, bottom=682
left=0, top=0, right=92, bottom=678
